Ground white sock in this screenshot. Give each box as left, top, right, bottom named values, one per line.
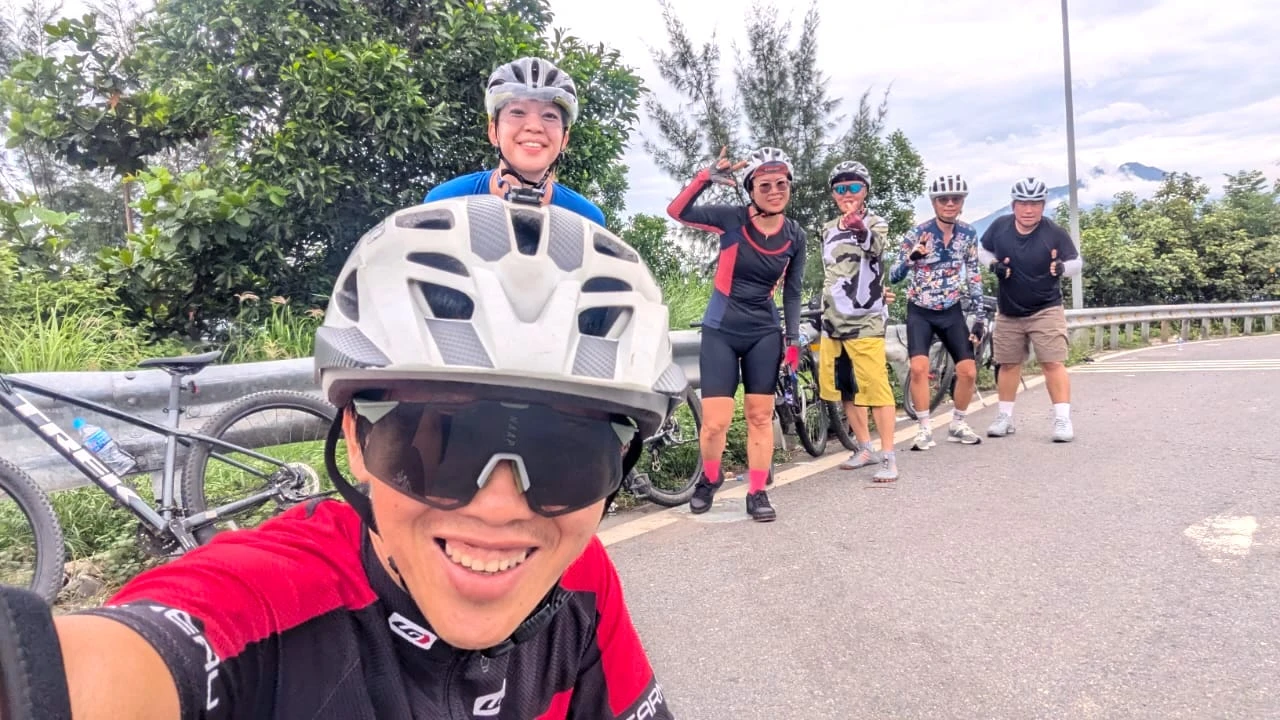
left=951, top=409, right=967, bottom=427
left=999, top=401, right=1014, bottom=417
left=918, top=410, right=930, bottom=429
left=1054, top=403, right=1070, bottom=420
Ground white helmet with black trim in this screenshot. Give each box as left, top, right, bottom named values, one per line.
left=315, top=196, right=685, bottom=441
left=829, top=160, right=871, bottom=188
left=484, top=57, right=580, bottom=127
left=929, top=174, right=969, bottom=198
left=1011, top=177, right=1048, bottom=201
left=742, top=147, right=794, bottom=189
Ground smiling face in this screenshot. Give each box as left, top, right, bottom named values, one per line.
left=749, top=168, right=791, bottom=215
left=487, top=98, right=569, bottom=181
left=342, top=401, right=604, bottom=650
left=1012, top=199, right=1046, bottom=230
left=932, top=194, right=965, bottom=223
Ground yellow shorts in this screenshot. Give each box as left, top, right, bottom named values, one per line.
left=818, top=336, right=895, bottom=407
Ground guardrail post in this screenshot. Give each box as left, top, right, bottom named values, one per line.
left=1201, top=317, right=1212, bottom=339
left=1179, top=319, right=1189, bottom=341
left=1244, top=316, right=1253, bottom=335
left=1124, top=323, right=1134, bottom=344
left=1141, top=321, right=1150, bottom=342
left=1225, top=317, right=1233, bottom=337
left=1267, top=315, right=1275, bottom=333
left=1094, top=326, right=1105, bottom=350
left=1109, top=324, right=1119, bottom=349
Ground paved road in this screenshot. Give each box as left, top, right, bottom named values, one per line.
left=606, top=335, right=1280, bottom=720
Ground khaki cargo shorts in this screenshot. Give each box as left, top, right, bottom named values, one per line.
left=993, top=305, right=1069, bottom=365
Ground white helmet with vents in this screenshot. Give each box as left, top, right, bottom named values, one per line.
left=1011, top=177, right=1048, bottom=201
left=315, top=196, right=686, bottom=439
left=829, top=160, right=871, bottom=188
left=485, top=57, right=580, bottom=127
left=928, top=174, right=969, bottom=198
left=742, top=147, right=794, bottom=188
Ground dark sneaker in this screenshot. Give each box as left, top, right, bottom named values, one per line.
left=688, top=473, right=724, bottom=514
left=746, top=490, right=777, bottom=522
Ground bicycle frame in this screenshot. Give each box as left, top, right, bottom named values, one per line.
left=0, top=373, right=300, bottom=551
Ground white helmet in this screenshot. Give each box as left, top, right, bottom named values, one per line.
left=1011, top=177, right=1048, bottom=201
left=929, top=174, right=969, bottom=198
left=743, top=147, right=794, bottom=188
left=829, top=160, right=871, bottom=188
left=485, top=57, right=580, bottom=127
left=315, top=196, right=686, bottom=439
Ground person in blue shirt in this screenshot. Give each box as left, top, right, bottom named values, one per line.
left=424, top=57, right=606, bottom=227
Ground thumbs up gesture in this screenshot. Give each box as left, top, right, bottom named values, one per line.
left=1049, top=248, right=1066, bottom=277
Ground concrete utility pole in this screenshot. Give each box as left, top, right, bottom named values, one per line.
left=1061, top=0, right=1084, bottom=309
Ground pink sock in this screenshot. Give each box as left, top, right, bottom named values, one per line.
left=748, top=468, right=769, bottom=493
left=703, top=459, right=721, bottom=484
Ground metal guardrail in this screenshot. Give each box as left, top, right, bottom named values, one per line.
left=4, top=301, right=1278, bottom=492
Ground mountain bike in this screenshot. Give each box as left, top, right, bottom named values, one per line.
left=779, top=310, right=829, bottom=457
left=0, top=350, right=338, bottom=604
left=619, top=384, right=703, bottom=507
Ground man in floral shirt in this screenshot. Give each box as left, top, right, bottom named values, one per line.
left=890, top=174, right=986, bottom=451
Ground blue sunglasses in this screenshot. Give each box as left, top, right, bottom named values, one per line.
left=833, top=182, right=866, bottom=195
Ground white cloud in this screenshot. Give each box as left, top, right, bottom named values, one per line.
left=545, top=0, right=1280, bottom=225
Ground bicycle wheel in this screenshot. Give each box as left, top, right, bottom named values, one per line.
left=182, top=390, right=339, bottom=544
left=636, top=387, right=704, bottom=507
left=794, top=354, right=828, bottom=457
left=902, top=342, right=953, bottom=421
left=0, top=458, right=65, bottom=604
left=828, top=401, right=859, bottom=451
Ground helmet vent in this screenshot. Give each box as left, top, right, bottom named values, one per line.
left=578, top=306, right=631, bottom=338
left=407, top=252, right=470, bottom=277
left=582, top=277, right=632, bottom=293
left=511, top=208, right=544, bottom=256
left=395, top=208, right=455, bottom=230
left=592, top=233, right=638, bottom=263
left=415, top=281, right=474, bottom=320
left=335, top=270, right=360, bottom=321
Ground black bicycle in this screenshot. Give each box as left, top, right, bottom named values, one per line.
left=619, top=383, right=703, bottom=507
left=0, top=350, right=338, bottom=604
left=777, top=310, right=829, bottom=457
left=900, top=294, right=1001, bottom=420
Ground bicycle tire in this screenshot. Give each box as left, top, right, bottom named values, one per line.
left=794, top=354, right=828, bottom=457
left=828, top=401, right=859, bottom=451
left=182, top=390, right=338, bottom=544
left=640, top=387, right=704, bottom=507
left=0, top=457, right=65, bottom=604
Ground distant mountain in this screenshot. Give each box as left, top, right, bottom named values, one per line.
left=970, top=162, right=1169, bottom=235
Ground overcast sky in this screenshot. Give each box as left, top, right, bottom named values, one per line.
left=546, top=0, right=1280, bottom=222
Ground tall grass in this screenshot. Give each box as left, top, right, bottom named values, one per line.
left=661, top=275, right=712, bottom=329
left=221, top=294, right=324, bottom=364
left=0, top=295, right=168, bottom=373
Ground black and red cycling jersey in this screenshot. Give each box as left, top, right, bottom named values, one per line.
left=667, top=169, right=807, bottom=342
left=77, top=500, right=672, bottom=719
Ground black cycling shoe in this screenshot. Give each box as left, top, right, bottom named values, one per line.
left=688, top=473, right=724, bottom=514
left=746, top=490, right=776, bottom=522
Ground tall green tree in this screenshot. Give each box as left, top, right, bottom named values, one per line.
left=643, top=0, right=926, bottom=283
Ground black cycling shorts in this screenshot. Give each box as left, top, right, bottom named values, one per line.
left=906, top=303, right=975, bottom=363
left=699, top=327, right=783, bottom=398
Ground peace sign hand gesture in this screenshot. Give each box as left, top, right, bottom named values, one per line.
left=708, top=145, right=747, bottom=187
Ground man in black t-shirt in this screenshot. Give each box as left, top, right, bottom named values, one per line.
left=978, top=177, right=1083, bottom=443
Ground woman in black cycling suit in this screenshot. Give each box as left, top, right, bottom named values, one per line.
left=666, top=146, right=806, bottom=522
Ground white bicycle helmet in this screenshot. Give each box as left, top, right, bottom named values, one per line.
left=315, top=196, right=685, bottom=440
left=1010, top=177, right=1048, bottom=201
left=829, top=160, right=871, bottom=188
left=484, top=57, right=580, bottom=127
left=928, top=174, right=969, bottom=198
left=742, top=147, right=794, bottom=188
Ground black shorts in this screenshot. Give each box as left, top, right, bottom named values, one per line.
left=906, top=303, right=975, bottom=363
left=699, top=327, right=783, bottom=398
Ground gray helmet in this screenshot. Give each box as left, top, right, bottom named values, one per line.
left=829, top=160, right=871, bottom=189
left=485, top=57, right=580, bottom=127
left=929, top=174, right=969, bottom=198
left=314, top=196, right=685, bottom=439
left=742, top=147, right=795, bottom=188
left=1011, top=177, right=1048, bottom=201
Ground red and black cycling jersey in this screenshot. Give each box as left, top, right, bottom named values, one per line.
left=667, top=169, right=807, bottom=341
left=77, top=500, right=672, bottom=720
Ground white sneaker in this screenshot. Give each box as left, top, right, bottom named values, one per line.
left=911, top=427, right=935, bottom=451
left=987, top=412, right=1016, bottom=437
left=1052, top=416, right=1074, bottom=443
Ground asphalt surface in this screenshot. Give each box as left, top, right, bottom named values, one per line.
left=606, top=335, right=1280, bottom=720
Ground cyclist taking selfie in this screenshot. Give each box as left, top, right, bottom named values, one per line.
left=0, top=197, right=678, bottom=719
